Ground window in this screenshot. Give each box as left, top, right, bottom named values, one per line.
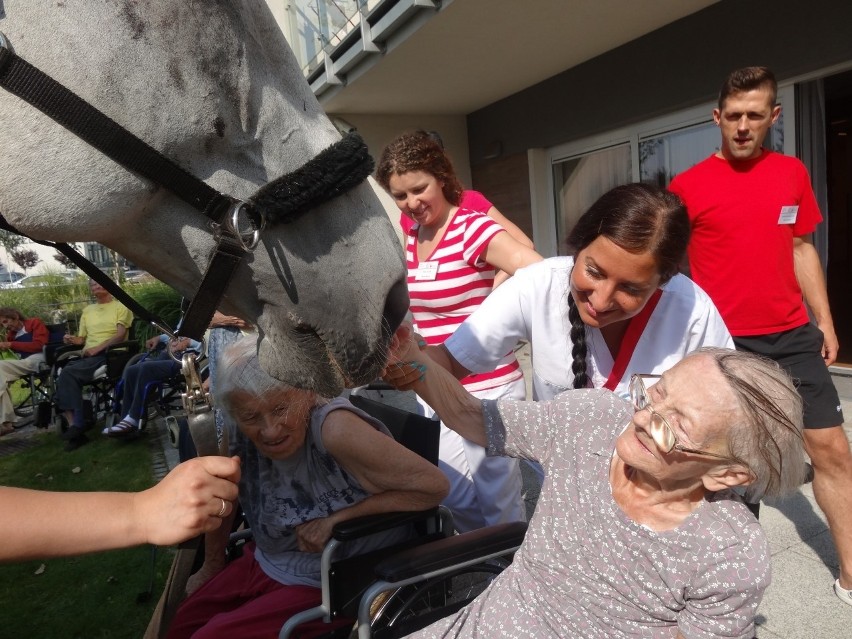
left=639, top=111, right=785, bottom=188
left=534, top=88, right=793, bottom=256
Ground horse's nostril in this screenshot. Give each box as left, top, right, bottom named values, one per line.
left=381, top=279, right=409, bottom=338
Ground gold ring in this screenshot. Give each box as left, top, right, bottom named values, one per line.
left=216, top=498, right=227, bottom=518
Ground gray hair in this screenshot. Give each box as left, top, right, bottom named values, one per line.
left=215, top=336, right=324, bottom=419
left=697, top=347, right=806, bottom=501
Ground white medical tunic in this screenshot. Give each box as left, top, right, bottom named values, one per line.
left=445, top=256, right=734, bottom=401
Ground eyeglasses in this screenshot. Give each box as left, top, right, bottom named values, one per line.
left=628, top=374, right=734, bottom=461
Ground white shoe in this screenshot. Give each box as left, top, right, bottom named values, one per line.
left=834, top=579, right=852, bottom=606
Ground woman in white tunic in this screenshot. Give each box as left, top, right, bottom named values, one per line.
left=417, top=183, right=733, bottom=403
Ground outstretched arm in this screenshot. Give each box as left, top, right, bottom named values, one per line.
left=384, top=326, right=487, bottom=447
left=793, top=235, right=838, bottom=365
left=481, top=232, right=542, bottom=278
left=484, top=205, right=535, bottom=288
left=0, top=456, right=240, bottom=562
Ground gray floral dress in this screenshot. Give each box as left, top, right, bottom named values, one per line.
left=408, top=389, right=767, bottom=638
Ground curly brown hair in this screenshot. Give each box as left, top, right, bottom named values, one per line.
left=376, top=131, right=464, bottom=206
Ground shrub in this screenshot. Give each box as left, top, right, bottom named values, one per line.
left=0, top=276, right=181, bottom=341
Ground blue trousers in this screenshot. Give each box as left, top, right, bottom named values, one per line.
left=120, top=358, right=179, bottom=420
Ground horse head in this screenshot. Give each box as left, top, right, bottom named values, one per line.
left=0, top=1, right=408, bottom=395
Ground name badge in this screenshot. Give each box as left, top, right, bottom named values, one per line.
left=415, top=261, right=439, bottom=281
left=778, top=205, right=798, bottom=224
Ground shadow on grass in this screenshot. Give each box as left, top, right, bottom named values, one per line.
left=0, top=429, right=174, bottom=638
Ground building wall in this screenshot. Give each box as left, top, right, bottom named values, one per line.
left=470, top=151, right=533, bottom=240
left=467, top=0, right=852, bottom=165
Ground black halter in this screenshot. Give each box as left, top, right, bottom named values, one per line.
left=0, top=31, right=374, bottom=340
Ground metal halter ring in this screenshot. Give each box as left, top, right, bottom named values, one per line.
left=224, top=199, right=265, bottom=251
left=0, top=31, right=13, bottom=53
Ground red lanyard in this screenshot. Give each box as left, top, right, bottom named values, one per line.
left=602, top=289, right=663, bottom=391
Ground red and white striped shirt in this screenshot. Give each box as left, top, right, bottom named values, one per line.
left=407, top=208, right=521, bottom=392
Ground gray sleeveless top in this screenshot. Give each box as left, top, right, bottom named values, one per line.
left=229, top=397, right=410, bottom=587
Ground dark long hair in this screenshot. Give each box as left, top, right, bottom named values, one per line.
left=565, top=183, right=689, bottom=388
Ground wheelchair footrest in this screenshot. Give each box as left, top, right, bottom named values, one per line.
left=373, top=521, right=527, bottom=583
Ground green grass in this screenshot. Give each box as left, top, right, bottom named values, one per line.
left=0, top=430, right=174, bottom=638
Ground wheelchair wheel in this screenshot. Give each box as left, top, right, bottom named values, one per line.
left=12, top=379, right=34, bottom=417
left=369, top=558, right=507, bottom=637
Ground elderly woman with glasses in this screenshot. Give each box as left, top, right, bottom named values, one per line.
left=387, top=335, right=806, bottom=639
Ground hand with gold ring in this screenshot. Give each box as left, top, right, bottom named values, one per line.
left=133, top=456, right=241, bottom=547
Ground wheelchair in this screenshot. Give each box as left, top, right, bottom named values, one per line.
left=46, top=338, right=140, bottom=434
left=102, top=346, right=208, bottom=440
left=9, top=321, right=69, bottom=424
left=196, top=392, right=527, bottom=639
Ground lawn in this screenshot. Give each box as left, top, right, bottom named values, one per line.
left=0, top=429, right=174, bottom=638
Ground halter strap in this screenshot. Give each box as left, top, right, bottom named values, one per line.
left=0, top=32, right=375, bottom=341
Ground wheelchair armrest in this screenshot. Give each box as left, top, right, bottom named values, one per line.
left=105, top=340, right=139, bottom=353
left=53, top=344, right=83, bottom=363
left=331, top=508, right=443, bottom=543
left=373, top=521, right=527, bottom=582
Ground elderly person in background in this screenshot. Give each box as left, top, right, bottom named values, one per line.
left=388, top=335, right=806, bottom=639
left=59, top=279, right=133, bottom=450
left=101, top=332, right=202, bottom=438
left=166, top=336, right=448, bottom=639
left=0, top=307, right=49, bottom=435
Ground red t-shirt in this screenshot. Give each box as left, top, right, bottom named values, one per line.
left=398, top=190, right=492, bottom=236
left=669, top=151, right=821, bottom=336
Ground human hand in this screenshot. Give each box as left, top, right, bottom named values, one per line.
left=62, top=334, right=80, bottom=346
left=168, top=337, right=192, bottom=354
left=145, top=337, right=161, bottom=351
left=210, top=311, right=250, bottom=329
left=0, top=341, right=10, bottom=349
left=133, top=456, right=241, bottom=548
left=382, top=323, right=427, bottom=390
left=82, top=347, right=98, bottom=357
left=818, top=321, right=839, bottom=366
left=295, top=516, right=335, bottom=553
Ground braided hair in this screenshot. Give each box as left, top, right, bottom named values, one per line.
left=564, top=183, right=689, bottom=389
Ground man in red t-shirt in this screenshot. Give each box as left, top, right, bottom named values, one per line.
left=670, top=66, right=852, bottom=606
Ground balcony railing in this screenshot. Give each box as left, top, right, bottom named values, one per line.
left=281, top=0, right=442, bottom=99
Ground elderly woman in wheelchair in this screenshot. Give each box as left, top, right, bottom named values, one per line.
left=387, top=332, right=807, bottom=639
left=102, top=333, right=201, bottom=438
left=165, top=336, right=449, bottom=639
left=0, top=307, right=49, bottom=435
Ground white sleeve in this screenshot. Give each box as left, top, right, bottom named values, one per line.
left=689, top=283, right=735, bottom=350
left=445, top=268, right=532, bottom=373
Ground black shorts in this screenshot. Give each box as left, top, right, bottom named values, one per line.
left=734, top=323, right=844, bottom=429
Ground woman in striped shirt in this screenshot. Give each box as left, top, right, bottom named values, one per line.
left=377, top=131, right=542, bottom=532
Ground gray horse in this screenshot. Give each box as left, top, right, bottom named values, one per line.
left=0, top=1, right=407, bottom=395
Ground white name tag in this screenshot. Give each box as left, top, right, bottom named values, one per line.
left=778, top=205, right=798, bottom=224
left=415, top=261, right=439, bottom=281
